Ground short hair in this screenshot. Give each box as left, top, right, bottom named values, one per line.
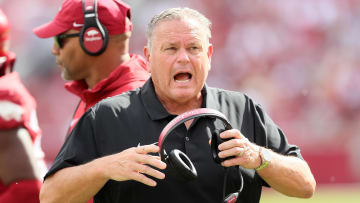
left=146, top=7, right=212, bottom=49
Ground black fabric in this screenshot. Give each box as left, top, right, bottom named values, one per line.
left=45, top=79, right=302, bottom=203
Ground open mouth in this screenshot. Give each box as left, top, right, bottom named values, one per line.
left=174, top=73, right=192, bottom=83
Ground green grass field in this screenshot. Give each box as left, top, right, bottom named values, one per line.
left=260, top=185, right=360, bottom=203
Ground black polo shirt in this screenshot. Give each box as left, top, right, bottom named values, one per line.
left=46, top=79, right=302, bottom=203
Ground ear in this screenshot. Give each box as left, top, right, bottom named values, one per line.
left=207, top=43, right=213, bottom=70
left=207, top=43, right=213, bottom=60
left=143, top=46, right=151, bottom=73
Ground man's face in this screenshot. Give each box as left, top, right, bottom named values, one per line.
left=52, top=30, right=89, bottom=81
left=145, top=18, right=213, bottom=107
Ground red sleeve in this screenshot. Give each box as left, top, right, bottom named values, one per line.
left=0, top=100, right=25, bottom=129
left=0, top=73, right=41, bottom=142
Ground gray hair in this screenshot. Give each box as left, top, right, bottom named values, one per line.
left=146, top=7, right=212, bottom=49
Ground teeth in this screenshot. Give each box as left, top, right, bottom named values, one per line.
left=175, top=79, right=190, bottom=83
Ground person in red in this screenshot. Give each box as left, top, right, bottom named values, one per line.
left=0, top=8, right=47, bottom=203
left=33, top=0, right=150, bottom=134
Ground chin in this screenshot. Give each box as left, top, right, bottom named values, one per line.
left=172, top=90, right=199, bottom=103
left=61, top=72, right=75, bottom=81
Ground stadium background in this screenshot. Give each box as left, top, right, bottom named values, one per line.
left=1, top=0, right=359, bottom=202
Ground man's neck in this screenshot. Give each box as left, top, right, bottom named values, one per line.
left=162, top=95, right=203, bottom=116
left=85, top=53, right=131, bottom=89
left=164, top=96, right=203, bottom=130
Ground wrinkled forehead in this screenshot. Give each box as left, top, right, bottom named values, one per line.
left=152, top=18, right=209, bottom=44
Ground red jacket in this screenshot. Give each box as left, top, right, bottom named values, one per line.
left=0, top=72, right=41, bottom=141
left=0, top=72, right=46, bottom=194
left=66, top=54, right=150, bottom=133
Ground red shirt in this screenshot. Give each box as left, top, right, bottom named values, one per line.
left=0, top=72, right=46, bottom=192
left=0, top=72, right=41, bottom=141
left=66, top=54, right=150, bottom=133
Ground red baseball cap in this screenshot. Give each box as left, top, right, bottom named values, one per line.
left=0, top=9, right=10, bottom=42
left=33, top=0, right=132, bottom=38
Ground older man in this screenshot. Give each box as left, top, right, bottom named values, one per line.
left=40, top=7, right=316, bottom=203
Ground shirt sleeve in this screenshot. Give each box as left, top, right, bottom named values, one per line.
left=253, top=103, right=302, bottom=159
left=44, top=110, right=99, bottom=180
left=249, top=99, right=303, bottom=187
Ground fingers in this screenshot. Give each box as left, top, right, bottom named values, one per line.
left=218, top=146, right=246, bottom=158
left=106, top=144, right=167, bottom=187
left=216, top=129, right=249, bottom=160
left=135, top=144, right=166, bottom=169
left=216, top=129, right=261, bottom=168
left=220, top=129, right=244, bottom=140
left=127, top=161, right=166, bottom=187
left=133, top=161, right=165, bottom=179
left=130, top=148, right=167, bottom=186
left=136, top=153, right=167, bottom=170
left=135, top=144, right=160, bottom=154
left=218, top=129, right=248, bottom=151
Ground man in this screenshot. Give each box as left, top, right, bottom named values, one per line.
left=0, top=9, right=47, bottom=203
left=33, top=0, right=150, bottom=133
left=40, top=7, right=316, bottom=203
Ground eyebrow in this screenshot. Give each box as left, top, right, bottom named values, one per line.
left=163, top=42, right=177, bottom=46
left=160, top=42, right=177, bottom=50
left=188, top=42, right=201, bottom=46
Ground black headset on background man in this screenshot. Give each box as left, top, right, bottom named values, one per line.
left=158, top=108, right=244, bottom=203
left=80, top=0, right=109, bottom=56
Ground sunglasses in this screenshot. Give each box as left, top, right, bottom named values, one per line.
left=54, top=33, right=80, bottom=48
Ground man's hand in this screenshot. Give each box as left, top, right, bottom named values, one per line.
left=98, top=144, right=167, bottom=186
left=217, top=129, right=261, bottom=169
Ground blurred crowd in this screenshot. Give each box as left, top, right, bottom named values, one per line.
left=1, top=0, right=359, bottom=184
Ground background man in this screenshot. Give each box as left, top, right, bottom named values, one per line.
left=0, top=8, right=47, bottom=203
left=33, top=0, right=150, bottom=133
left=39, top=7, right=316, bottom=203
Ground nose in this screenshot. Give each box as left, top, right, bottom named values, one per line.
left=176, top=48, right=190, bottom=65
left=51, top=42, right=60, bottom=56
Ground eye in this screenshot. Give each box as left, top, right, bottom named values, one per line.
left=165, top=47, right=177, bottom=51
left=163, top=46, right=177, bottom=54
left=188, top=46, right=202, bottom=54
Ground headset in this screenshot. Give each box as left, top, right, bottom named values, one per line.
left=158, top=108, right=243, bottom=203
left=80, top=0, right=109, bottom=56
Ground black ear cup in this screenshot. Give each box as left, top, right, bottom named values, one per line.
left=211, top=129, right=235, bottom=164
left=80, top=0, right=109, bottom=56
left=167, top=149, right=197, bottom=180
left=80, top=25, right=108, bottom=56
